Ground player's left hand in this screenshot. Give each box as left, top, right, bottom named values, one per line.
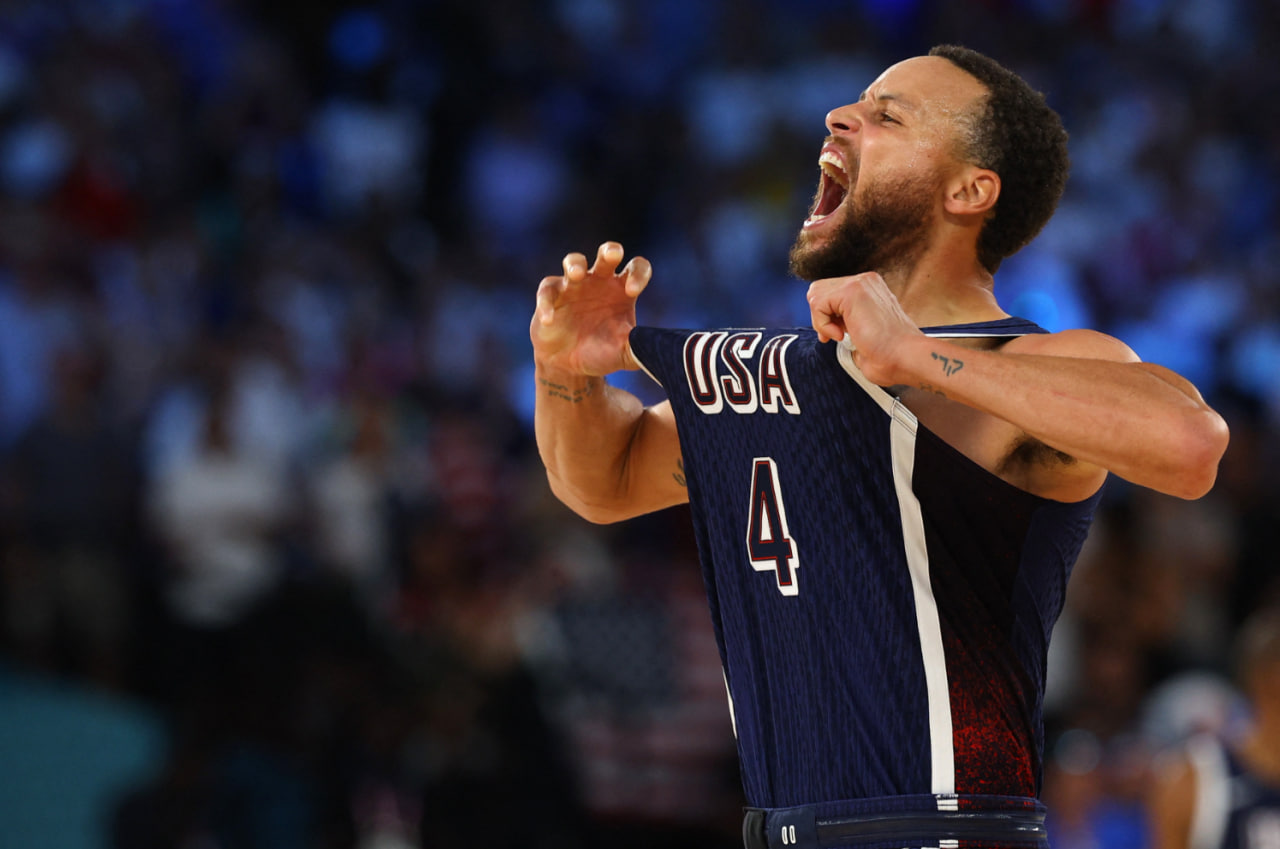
left=807, top=272, right=924, bottom=385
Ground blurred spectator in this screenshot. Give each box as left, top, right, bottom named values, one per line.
left=149, top=378, right=293, bottom=630
left=146, top=370, right=297, bottom=710
left=1, top=343, right=139, bottom=688
left=307, top=393, right=398, bottom=613
left=0, top=209, right=82, bottom=445
left=413, top=580, right=587, bottom=849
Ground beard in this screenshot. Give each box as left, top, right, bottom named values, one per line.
left=789, top=171, right=936, bottom=281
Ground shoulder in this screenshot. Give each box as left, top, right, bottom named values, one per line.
left=1001, top=327, right=1141, bottom=363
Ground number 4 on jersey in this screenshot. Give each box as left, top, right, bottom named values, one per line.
left=747, top=457, right=800, bottom=596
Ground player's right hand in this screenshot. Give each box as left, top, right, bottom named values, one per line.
left=531, top=241, right=651, bottom=377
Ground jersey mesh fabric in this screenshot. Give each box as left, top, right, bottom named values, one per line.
left=628, top=321, right=1101, bottom=811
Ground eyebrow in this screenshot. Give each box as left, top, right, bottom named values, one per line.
left=859, top=90, right=918, bottom=111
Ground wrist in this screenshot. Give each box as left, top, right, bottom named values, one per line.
left=535, top=362, right=607, bottom=408
left=888, top=333, right=932, bottom=386
left=534, top=360, right=604, bottom=385
left=904, top=336, right=970, bottom=388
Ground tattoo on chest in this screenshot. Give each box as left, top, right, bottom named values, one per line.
left=674, top=458, right=687, bottom=487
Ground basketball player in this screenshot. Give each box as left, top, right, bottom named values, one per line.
left=1149, top=609, right=1280, bottom=849
left=531, top=45, right=1229, bottom=849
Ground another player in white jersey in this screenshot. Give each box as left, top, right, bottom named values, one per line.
left=1151, top=609, right=1280, bottom=849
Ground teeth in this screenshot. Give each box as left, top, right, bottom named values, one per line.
left=819, top=151, right=848, bottom=185
left=805, top=148, right=850, bottom=227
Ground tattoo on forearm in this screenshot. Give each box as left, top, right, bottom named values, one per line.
left=539, top=377, right=597, bottom=404
left=674, top=458, right=687, bottom=488
left=917, top=383, right=947, bottom=398
left=930, top=352, right=964, bottom=377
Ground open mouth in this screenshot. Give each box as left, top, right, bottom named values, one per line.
left=804, top=148, right=850, bottom=229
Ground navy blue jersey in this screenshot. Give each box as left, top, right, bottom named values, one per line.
left=628, top=320, right=1102, bottom=817
left=1187, top=734, right=1280, bottom=849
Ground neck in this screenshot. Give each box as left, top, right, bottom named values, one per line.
left=877, top=246, right=1006, bottom=327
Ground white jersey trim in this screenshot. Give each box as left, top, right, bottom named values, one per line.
left=1187, top=734, right=1231, bottom=849
left=630, top=341, right=664, bottom=387
left=837, top=341, right=956, bottom=795
left=835, top=341, right=896, bottom=414
left=723, top=669, right=739, bottom=739
left=917, top=331, right=1031, bottom=338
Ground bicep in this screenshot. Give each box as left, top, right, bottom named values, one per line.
left=621, top=399, right=690, bottom=514
left=1014, top=329, right=1215, bottom=412
left=997, top=329, right=1201, bottom=501
left=1003, top=327, right=1142, bottom=363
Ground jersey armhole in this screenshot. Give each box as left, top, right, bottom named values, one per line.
left=627, top=330, right=665, bottom=388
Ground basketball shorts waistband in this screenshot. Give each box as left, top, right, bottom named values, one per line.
left=741, top=793, right=1049, bottom=849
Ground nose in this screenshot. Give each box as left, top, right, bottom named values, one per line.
left=825, top=103, right=862, bottom=134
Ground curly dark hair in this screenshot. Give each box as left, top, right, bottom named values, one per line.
left=928, top=45, right=1069, bottom=274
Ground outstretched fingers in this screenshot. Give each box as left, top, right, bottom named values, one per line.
left=562, top=252, right=588, bottom=284
left=622, top=256, right=652, bottom=298
left=535, top=276, right=565, bottom=326
left=563, top=242, right=628, bottom=287
left=554, top=241, right=651, bottom=308
left=590, top=241, right=626, bottom=277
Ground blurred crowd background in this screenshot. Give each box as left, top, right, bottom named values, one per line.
left=0, top=0, right=1277, bottom=847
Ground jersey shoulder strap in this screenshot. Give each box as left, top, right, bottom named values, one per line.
left=919, top=316, right=1049, bottom=338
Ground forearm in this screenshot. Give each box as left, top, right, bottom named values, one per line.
left=898, top=336, right=1228, bottom=498
left=534, top=364, right=648, bottom=522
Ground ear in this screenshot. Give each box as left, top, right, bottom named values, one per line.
left=944, top=167, right=999, bottom=218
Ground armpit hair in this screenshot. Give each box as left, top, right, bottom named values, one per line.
left=999, top=436, right=1076, bottom=474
